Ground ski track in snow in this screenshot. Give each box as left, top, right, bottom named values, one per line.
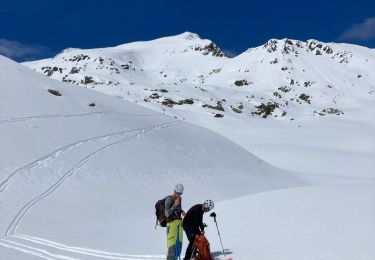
left=0, top=115, right=166, bottom=192
left=0, top=238, right=165, bottom=260
left=0, top=111, right=161, bottom=125
left=0, top=239, right=78, bottom=260
left=6, top=235, right=165, bottom=260
left=0, top=119, right=181, bottom=259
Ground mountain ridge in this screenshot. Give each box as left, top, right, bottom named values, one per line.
left=23, top=32, right=375, bottom=120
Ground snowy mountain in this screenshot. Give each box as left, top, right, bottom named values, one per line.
left=0, top=55, right=302, bottom=259
left=23, top=32, right=375, bottom=119
left=23, top=32, right=375, bottom=177
left=1, top=45, right=375, bottom=260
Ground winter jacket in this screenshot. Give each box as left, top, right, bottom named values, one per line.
left=182, top=204, right=205, bottom=235
left=165, top=195, right=183, bottom=222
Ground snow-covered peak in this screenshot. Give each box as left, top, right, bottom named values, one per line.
left=243, top=38, right=335, bottom=56
left=179, top=31, right=201, bottom=40
left=113, top=32, right=227, bottom=58
left=247, top=37, right=375, bottom=61
left=59, top=47, right=83, bottom=54
left=115, top=32, right=202, bottom=48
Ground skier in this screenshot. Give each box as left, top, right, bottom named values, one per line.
left=165, top=183, right=186, bottom=260
left=182, top=200, right=215, bottom=260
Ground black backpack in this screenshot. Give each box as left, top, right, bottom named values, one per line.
left=155, top=196, right=168, bottom=227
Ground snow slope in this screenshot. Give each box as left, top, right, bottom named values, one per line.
left=209, top=182, right=375, bottom=260
left=0, top=55, right=303, bottom=259
left=23, top=32, right=375, bottom=178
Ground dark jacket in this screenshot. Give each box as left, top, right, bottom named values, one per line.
left=183, top=204, right=205, bottom=234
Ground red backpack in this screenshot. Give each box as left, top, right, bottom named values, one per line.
left=192, top=234, right=212, bottom=260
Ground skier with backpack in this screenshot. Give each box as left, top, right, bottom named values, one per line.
left=182, top=200, right=214, bottom=260
left=155, top=183, right=186, bottom=260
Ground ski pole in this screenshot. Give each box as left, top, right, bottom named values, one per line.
left=210, top=212, right=225, bottom=256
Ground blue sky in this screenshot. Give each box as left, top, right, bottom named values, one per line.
left=0, top=0, right=374, bottom=61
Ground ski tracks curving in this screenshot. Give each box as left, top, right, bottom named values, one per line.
left=0, top=119, right=170, bottom=192
left=4, top=235, right=165, bottom=260
left=1, top=118, right=181, bottom=259
left=0, top=111, right=161, bottom=126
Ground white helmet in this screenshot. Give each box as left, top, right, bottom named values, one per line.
left=174, top=183, right=184, bottom=195
left=203, top=199, right=214, bottom=210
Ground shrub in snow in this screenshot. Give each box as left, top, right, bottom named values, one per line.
left=299, top=93, right=311, bottom=104
left=202, top=101, right=224, bottom=111
left=304, top=81, right=314, bottom=87
left=82, top=76, right=94, bottom=85
left=161, top=98, right=194, bottom=107
left=270, top=58, right=278, bottom=64
left=279, top=86, right=291, bottom=93
left=273, top=92, right=282, bottom=99
left=149, top=93, right=161, bottom=99
left=234, top=79, right=250, bottom=86
left=232, top=107, right=242, bottom=113
left=70, top=67, right=80, bottom=74
left=318, top=108, right=344, bottom=116
left=231, top=103, right=244, bottom=113
left=161, top=98, right=177, bottom=107
left=180, top=98, right=194, bottom=105
left=252, top=102, right=279, bottom=118
left=68, top=54, right=90, bottom=62
left=41, top=66, right=63, bottom=76
left=47, top=89, right=62, bottom=96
